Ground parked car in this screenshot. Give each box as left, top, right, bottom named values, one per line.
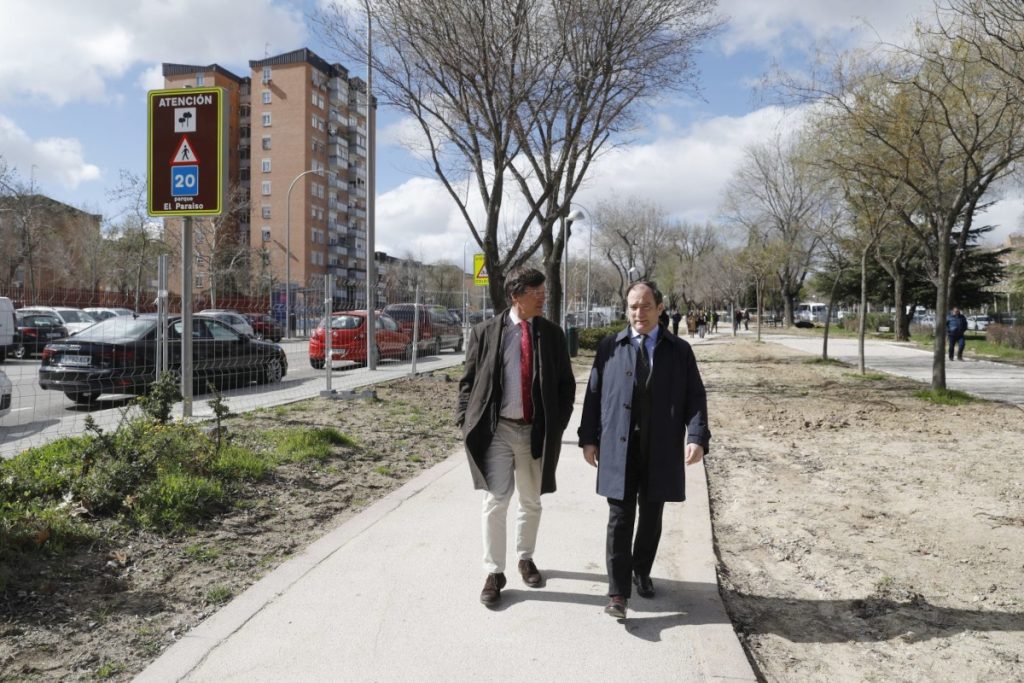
left=198, top=309, right=255, bottom=338
left=0, top=368, right=11, bottom=418
left=14, top=311, right=69, bottom=359
left=84, top=307, right=135, bottom=321
left=967, top=315, right=991, bottom=331
left=382, top=303, right=464, bottom=355
left=309, top=311, right=411, bottom=368
left=38, top=314, right=287, bottom=404
left=244, top=313, right=284, bottom=342
left=17, top=306, right=97, bottom=335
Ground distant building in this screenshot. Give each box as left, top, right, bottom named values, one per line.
left=161, top=47, right=371, bottom=308
left=0, top=194, right=102, bottom=297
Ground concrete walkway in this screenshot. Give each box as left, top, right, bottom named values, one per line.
left=136, top=369, right=756, bottom=682
left=763, top=333, right=1024, bottom=406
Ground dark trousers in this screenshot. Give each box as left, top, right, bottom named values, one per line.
left=606, top=437, right=665, bottom=598
left=948, top=334, right=965, bottom=359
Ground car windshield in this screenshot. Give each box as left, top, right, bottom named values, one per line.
left=326, top=315, right=362, bottom=330
left=57, top=310, right=96, bottom=323
left=73, top=316, right=156, bottom=341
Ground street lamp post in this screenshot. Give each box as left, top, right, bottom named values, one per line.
left=285, top=169, right=322, bottom=339
left=562, top=208, right=584, bottom=329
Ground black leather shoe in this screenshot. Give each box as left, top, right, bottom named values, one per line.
left=518, top=559, right=543, bottom=587
left=633, top=573, right=655, bottom=598
left=480, top=572, right=507, bottom=606
left=605, top=595, right=627, bottom=619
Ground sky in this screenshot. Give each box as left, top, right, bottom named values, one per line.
left=2, top=0, right=1021, bottom=269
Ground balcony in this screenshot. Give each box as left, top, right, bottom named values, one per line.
left=348, top=184, right=367, bottom=199
left=348, top=164, right=367, bottom=180
left=332, top=244, right=349, bottom=256
left=349, top=206, right=366, bottom=219
left=352, top=269, right=366, bottom=280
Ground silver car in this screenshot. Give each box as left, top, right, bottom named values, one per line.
left=0, top=368, right=11, bottom=418
left=17, top=306, right=97, bottom=335
left=197, top=310, right=255, bottom=338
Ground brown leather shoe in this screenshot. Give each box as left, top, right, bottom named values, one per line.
left=605, top=595, right=627, bottom=619
left=480, top=572, right=507, bottom=606
left=517, top=559, right=543, bottom=587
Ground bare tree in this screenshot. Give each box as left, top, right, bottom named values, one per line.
left=107, top=171, right=168, bottom=310
left=592, top=196, right=673, bottom=311
left=314, top=0, right=719, bottom=321
left=722, top=131, right=837, bottom=325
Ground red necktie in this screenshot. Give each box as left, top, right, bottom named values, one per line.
left=519, top=320, right=533, bottom=423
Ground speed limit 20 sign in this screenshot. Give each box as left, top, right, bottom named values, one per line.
left=147, top=87, right=227, bottom=216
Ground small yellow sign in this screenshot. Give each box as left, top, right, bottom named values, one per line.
left=473, top=253, right=489, bottom=286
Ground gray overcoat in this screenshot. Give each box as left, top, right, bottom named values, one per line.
left=456, top=311, right=576, bottom=494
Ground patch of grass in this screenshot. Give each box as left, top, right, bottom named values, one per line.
left=205, top=584, right=233, bottom=605
left=407, top=454, right=423, bottom=463
left=914, top=388, right=975, bottom=405
left=805, top=357, right=848, bottom=366
left=268, top=427, right=356, bottom=463
left=1, top=436, right=88, bottom=500
left=212, top=444, right=273, bottom=481
left=183, top=543, right=220, bottom=563
left=134, top=473, right=228, bottom=533
left=96, top=660, right=126, bottom=679
left=374, top=465, right=394, bottom=476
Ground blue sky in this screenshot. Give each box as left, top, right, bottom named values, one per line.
left=2, top=0, right=1020, bottom=265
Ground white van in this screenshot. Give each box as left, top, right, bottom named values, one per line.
left=795, top=302, right=828, bottom=324
left=0, top=297, right=16, bottom=363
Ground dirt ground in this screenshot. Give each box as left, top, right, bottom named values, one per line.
left=3, top=337, right=1023, bottom=681
left=699, top=335, right=1024, bottom=682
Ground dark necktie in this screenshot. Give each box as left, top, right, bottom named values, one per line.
left=519, top=320, right=533, bottom=422
left=636, top=334, right=650, bottom=387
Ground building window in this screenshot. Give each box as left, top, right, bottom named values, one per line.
left=262, top=90, right=271, bottom=104
left=262, top=158, right=271, bottom=173
left=239, top=168, right=250, bottom=182
left=240, top=125, right=250, bottom=139
left=262, top=228, right=271, bottom=242
left=262, top=206, right=271, bottom=219
left=196, top=73, right=204, bottom=86
left=262, top=112, right=272, bottom=127
left=262, top=66, right=272, bottom=83
left=262, top=136, right=271, bottom=150
left=239, top=105, right=249, bottom=118
left=261, top=181, right=271, bottom=196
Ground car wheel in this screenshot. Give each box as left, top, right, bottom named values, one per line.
left=433, top=338, right=442, bottom=356
left=65, top=390, right=101, bottom=405
left=310, top=357, right=325, bottom=369
left=261, top=357, right=284, bottom=384
left=13, top=344, right=27, bottom=360
left=454, top=336, right=464, bottom=353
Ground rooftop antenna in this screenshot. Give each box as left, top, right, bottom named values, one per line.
left=264, top=42, right=270, bottom=57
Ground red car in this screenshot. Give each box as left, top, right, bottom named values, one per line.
left=309, top=311, right=412, bottom=368
left=244, top=313, right=284, bottom=342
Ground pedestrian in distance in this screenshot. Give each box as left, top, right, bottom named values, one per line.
left=659, top=308, right=670, bottom=330
left=742, top=309, right=750, bottom=331
left=946, top=306, right=969, bottom=361
left=670, top=309, right=682, bottom=336
left=456, top=267, right=577, bottom=607
left=733, top=308, right=742, bottom=333
left=697, top=310, right=707, bottom=339
left=710, top=310, right=719, bottom=334
left=578, top=280, right=711, bottom=620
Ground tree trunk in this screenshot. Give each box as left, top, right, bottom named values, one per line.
left=892, top=272, right=908, bottom=341
left=932, top=226, right=951, bottom=391
left=858, top=247, right=869, bottom=374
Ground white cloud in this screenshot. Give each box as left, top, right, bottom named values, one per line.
left=717, top=0, right=933, bottom=55
left=976, top=197, right=1024, bottom=247
left=0, top=115, right=101, bottom=189
left=372, top=106, right=805, bottom=263
left=0, top=0, right=307, bottom=105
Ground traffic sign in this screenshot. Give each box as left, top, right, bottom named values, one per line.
left=473, top=253, right=489, bottom=286
left=147, top=87, right=226, bottom=216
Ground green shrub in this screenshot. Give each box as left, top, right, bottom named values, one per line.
left=0, top=501, right=96, bottom=555
left=134, top=472, right=227, bottom=533
left=579, top=321, right=626, bottom=351
left=914, top=388, right=974, bottom=405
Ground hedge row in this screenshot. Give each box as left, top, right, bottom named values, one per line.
left=986, top=323, right=1024, bottom=350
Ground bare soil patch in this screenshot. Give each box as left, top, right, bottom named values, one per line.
left=700, top=336, right=1024, bottom=682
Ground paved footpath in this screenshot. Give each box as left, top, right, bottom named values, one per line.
left=136, top=363, right=756, bottom=682
left=763, top=332, right=1024, bottom=406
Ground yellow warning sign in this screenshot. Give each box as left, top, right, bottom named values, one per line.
left=473, top=253, right=489, bottom=286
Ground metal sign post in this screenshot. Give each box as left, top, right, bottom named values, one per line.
left=147, top=87, right=226, bottom=418
left=321, top=274, right=335, bottom=397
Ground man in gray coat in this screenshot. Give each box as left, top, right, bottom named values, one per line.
left=457, top=267, right=576, bottom=607
left=578, top=281, right=710, bottom=619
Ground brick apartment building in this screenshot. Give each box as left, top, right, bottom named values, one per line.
left=161, top=47, right=370, bottom=310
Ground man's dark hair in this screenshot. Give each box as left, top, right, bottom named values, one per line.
left=505, top=267, right=545, bottom=300
left=626, top=280, right=663, bottom=305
